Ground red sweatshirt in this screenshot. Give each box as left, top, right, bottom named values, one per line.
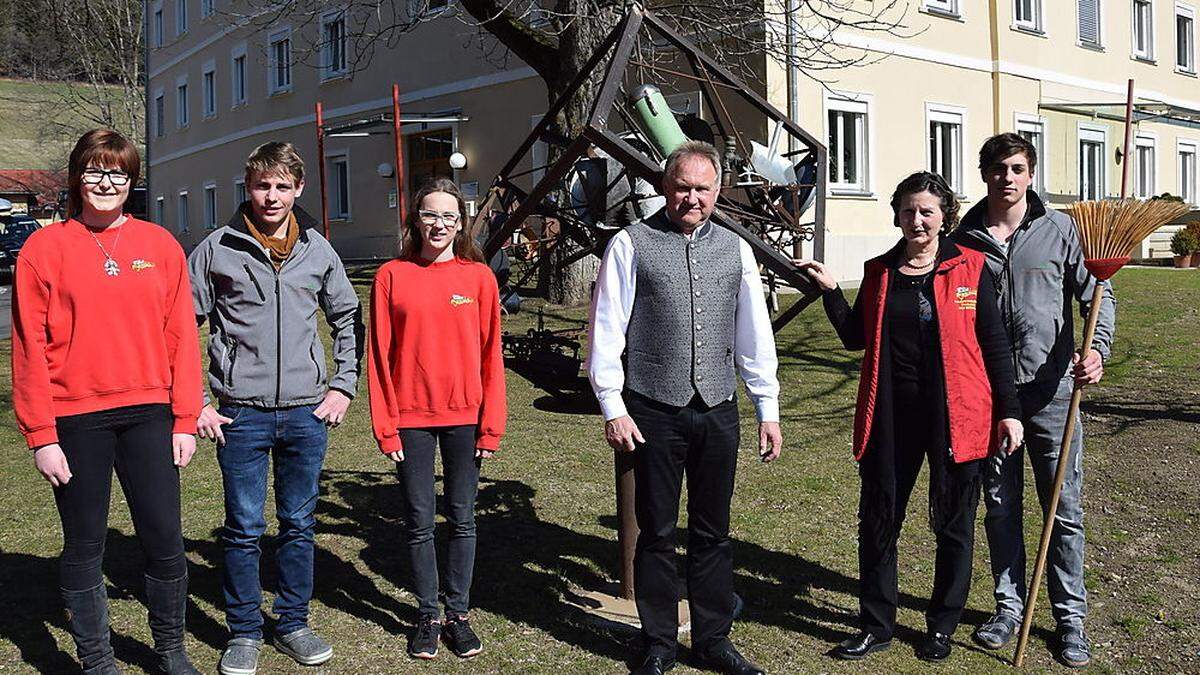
left=11, top=218, right=203, bottom=448
left=367, top=256, right=506, bottom=454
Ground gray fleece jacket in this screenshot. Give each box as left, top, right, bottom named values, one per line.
left=188, top=205, right=363, bottom=408
left=952, top=191, right=1116, bottom=387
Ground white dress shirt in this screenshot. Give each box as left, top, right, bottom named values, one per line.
left=585, top=221, right=781, bottom=423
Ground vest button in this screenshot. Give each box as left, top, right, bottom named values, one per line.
left=695, top=306, right=703, bottom=313
left=692, top=274, right=699, bottom=281
left=696, top=374, right=704, bottom=381
left=694, top=290, right=701, bottom=297
left=696, top=357, right=702, bottom=365
left=696, top=340, right=703, bottom=347
left=695, top=324, right=702, bottom=331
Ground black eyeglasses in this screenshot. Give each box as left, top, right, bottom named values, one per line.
left=81, top=168, right=131, bottom=186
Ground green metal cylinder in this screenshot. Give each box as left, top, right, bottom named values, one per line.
left=629, top=84, right=689, bottom=159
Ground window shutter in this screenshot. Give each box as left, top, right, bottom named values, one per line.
left=1079, top=0, right=1100, bottom=44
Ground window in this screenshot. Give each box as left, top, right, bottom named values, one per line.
left=1079, top=126, right=1107, bottom=200
left=234, top=177, right=246, bottom=205
left=1178, top=141, right=1198, bottom=204
left=202, top=61, right=216, bottom=118
left=175, top=77, right=188, bottom=128
left=1133, top=0, right=1156, bottom=60
left=175, top=0, right=188, bottom=36
left=327, top=152, right=351, bottom=219
left=407, top=129, right=454, bottom=192
left=927, top=104, right=965, bottom=194
left=154, top=90, right=165, bottom=137
left=203, top=183, right=217, bottom=229
left=231, top=43, right=247, bottom=106
left=1015, top=0, right=1043, bottom=31
left=268, top=28, right=292, bottom=94
left=153, top=6, right=164, bottom=47
left=201, top=0, right=213, bottom=17
left=1178, top=4, right=1196, bottom=72
left=155, top=196, right=166, bottom=225
left=924, top=0, right=959, bottom=16
left=321, top=11, right=348, bottom=78
left=177, top=191, right=190, bottom=233
left=1016, top=114, right=1048, bottom=196
left=1134, top=135, right=1157, bottom=198
left=825, top=93, right=871, bottom=194
left=1079, top=0, right=1103, bottom=46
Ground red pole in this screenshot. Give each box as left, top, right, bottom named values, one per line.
left=1119, top=78, right=1135, bottom=200
left=392, top=84, right=406, bottom=226
left=315, top=101, right=330, bottom=240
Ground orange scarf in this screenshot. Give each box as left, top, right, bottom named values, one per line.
left=244, top=211, right=299, bottom=270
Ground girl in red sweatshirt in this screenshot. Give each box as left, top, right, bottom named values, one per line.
left=367, top=177, right=506, bottom=660
left=10, top=130, right=202, bottom=674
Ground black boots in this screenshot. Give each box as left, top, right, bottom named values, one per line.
left=144, top=573, right=201, bottom=675
left=61, top=584, right=121, bottom=675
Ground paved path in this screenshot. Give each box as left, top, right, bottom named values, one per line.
left=0, top=285, right=10, bottom=339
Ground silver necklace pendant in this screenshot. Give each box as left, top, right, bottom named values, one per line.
left=104, top=258, right=120, bottom=276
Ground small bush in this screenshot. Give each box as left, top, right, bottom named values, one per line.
left=1170, top=228, right=1200, bottom=255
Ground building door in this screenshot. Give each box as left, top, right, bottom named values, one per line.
left=407, top=129, right=454, bottom=193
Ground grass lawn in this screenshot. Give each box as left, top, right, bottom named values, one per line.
left=0, top=78, right=133, bottom=171
left=0, top=267, right=1197, bottom=673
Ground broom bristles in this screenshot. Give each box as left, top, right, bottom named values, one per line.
left=1069, top=198, right=1191, bottom=260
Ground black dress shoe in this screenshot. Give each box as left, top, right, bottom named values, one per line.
left=696, top=643, right=765, bottom=675
left=916, top=632, right=952, bottom=662
left=630, top=654, right=676, bottom=675
left=831, top=632, right=891, bottom=660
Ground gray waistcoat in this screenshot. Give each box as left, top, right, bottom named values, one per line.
left=624, top=212, right=742, bottom=407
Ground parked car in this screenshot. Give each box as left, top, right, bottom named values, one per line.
left=0, top=213, right=42, bottom=272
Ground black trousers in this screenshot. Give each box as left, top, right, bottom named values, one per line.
left=627, top=391, right=740, bottom=658
left=857, top=398, right=980, bottom=640
left=52, top=404, right=187, bottom=591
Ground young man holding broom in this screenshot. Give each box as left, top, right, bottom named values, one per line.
left=189, top=142, right=363, bottom=675
left=952, top=133, right=1115, bottom=668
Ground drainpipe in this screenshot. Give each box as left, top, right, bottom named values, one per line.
left=786, top=0, right=800, bottom=153
left=988, top=0, right=1002, bottom=133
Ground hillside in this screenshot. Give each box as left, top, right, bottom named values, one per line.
left=0, top=78, right=140, bottom=170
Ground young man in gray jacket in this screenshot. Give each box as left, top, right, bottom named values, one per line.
left=952, top=133, right=1115, bottom=668
left=189, top=142, right=362, bottom=675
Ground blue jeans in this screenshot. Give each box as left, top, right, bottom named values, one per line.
left=217, top=403, right=328, bottom=639
left=982, top=376, right=1088, bottom=629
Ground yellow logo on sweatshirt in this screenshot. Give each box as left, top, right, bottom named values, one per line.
left=450, top=294, right=475, bottom=307
left=131, top=259, right=155, bottom=272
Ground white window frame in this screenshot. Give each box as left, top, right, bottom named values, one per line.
left=201, top=60, right=216, bottom=118
left=1177, top=139, right=1198, bottom=204
left=203, top=182, right=217, bottom=229
left=155, top=195, right=166, bottom=225
left=175, top=0, right=188, bottom=36
left=267, top=26, right=293, bottom=95
left=1133, top=0, right=1157, bottom=61
left=1015, top=112, right=1049, bottom=196
left=230, top=42, right=247, bottom=107
left=926, top=102, right=967, bottom=196
left=233, top=176, right=246, bottom=206
left=175, top=75, right=189, bottom=129
left=153, top=87, right=165, bottom=138
left=1134, top=133, right=1158, bottom=198
left=320, top=9, right=349, bottom=80
left=823, top=91, right=874, bottom=196
left=177, top=190, right=190, bottom=234
left=1078, top=0, right=1105, bottom=48
left=923, top=0, right=960, bottom=17
left=200, top=0, right=214, bottom=18
left=153, top=3, right=164, bottom=48
left=1014, top=0, right=1044, bottom=32
left=1177, top=3, right=1197, bottom=73
left=1078, top=124, right=1108, bottom=200
left=326, top=150, right=351, bottom=220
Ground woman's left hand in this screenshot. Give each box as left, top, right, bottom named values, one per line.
left=995, top=418, right=1023, bottom=456
left=173, top=433, right=198, bottom=468
left=476, top=448, right=496, bottom=460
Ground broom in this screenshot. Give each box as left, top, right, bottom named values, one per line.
left=1012, top=197, right=1190, bottom=667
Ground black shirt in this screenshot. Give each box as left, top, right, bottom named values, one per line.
left=887, top=268, right=937, bottom=397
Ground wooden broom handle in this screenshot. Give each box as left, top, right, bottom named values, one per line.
left=1012, top=285, right=1106, bottom=667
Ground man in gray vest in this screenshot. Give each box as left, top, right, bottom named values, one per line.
left=587, top=141, right=782, bottom=675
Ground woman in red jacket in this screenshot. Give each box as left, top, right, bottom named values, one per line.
left=11, top=129, right=202, bottom=674
left=797, top=172, right=1022, bottom=663
left=367, top=177, right=506, bottom=661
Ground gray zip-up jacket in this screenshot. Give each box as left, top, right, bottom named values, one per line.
left=952, top=191, right=1116, bottom=386
left=189, top=205, right=363, bottom=408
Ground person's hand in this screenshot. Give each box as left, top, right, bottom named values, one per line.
left=173, top=433, right=197, bottom=468
left=995, top=418, right=1023, bottom=456
left=34, top=443, right=72, bottom=487
left=386, top=450, right=404, bottom=463
left=758, top=421, right=783, bottom=463
left=792, top=258, right=837, bottom=292
left=313, top=390, right=352, bottom=427
left=197, top=404, right=234, bottom=445
left=604, top=415, right=644, bottom=452
left=476, top=448, right=496, bottom=460
left=1072, top=350, right=1104, bottom=386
